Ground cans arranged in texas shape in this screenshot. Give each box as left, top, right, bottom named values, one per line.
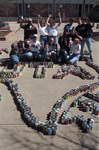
left=52, top=64, right=95, bottom=80
left=0, top=77, right=99, bottom=135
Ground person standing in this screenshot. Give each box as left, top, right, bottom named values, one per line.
left=37, top=15, right=48, bottom=46
left=20, top=18, right=37, bottom=40
left=64, top=18, right=74, bottom=35
left=75, top=18, right=93, bottom=61
left=46, top=13, right=62, bottom=50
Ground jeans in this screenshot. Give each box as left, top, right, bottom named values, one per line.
left=81, top=37, right=93, bottom=59
left=58, top=49, right=68, bottom=62
left=67, top=53, right=80, bottom=64
left=10, top=53, right=27, bottom=64
left=63, top=51, right=80, bottom=64
left=40, top=36, right=48, bottom=46
left=44, top=51, right=57, bottom=61
left=26, top=51, right=42, bottom=61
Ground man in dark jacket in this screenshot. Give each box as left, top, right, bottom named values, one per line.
left=75, top=18, right=93, bottom=61
left=20, top=18, right=37, bottom=40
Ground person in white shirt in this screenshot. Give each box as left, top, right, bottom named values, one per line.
left=65, top=38, right=81, bottom=64
left=37, top=15, right=48, bottom=46
left=26, top=34, right=44, bottom=61
left=47, top=13, right=62, bottom=50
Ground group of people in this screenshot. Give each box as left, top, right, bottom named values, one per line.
left=10, top=13, right=93, bottom=67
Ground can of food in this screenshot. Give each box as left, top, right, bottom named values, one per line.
left=0, top=95, right=2, bottom=101
left=47, top=127, right=52, bottom=135
left=86, top=125, right=91, bottom=133
left=86, top=106, right=89, bottom=112
left=52, top=127, right=57, bottom=135
left=61, top=116, right=65, bottom=124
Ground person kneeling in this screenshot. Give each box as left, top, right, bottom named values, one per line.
left=10, top=40, right=27, bottom=68
left=43, top=38, right=57, bottom=62
left=65, top=38, right=81, bottom=64
left=26, top=34, right=44, bottom=61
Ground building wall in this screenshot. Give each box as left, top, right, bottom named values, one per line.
left=0, top=3, right=18, bottom=17
left=30, top=3, right=48, bottom=17
left=0, top=0, right=97, bottom=21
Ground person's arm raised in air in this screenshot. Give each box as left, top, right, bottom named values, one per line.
left=46, top=14, right=52, bottom=26
left=37, top=15, right=41, bottom=28
left=57, top=12, right=62, bottom=26
left=20, top=19, right=25, bottom=28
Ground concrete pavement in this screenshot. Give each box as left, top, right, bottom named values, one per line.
left=0, top=22, right=99, bottom=150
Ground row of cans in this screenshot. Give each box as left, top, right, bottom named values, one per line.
left=85, top=57, right=99, bottom=74
left=61, top=114, right=95, bottom=133
left=2, top=78, right=99, bottom=135
left=0, top=48, right=9, bottom=54
left=53, top=64, right=95, bottom=80
left=84, top=91, right=99, bottom=102
left=29, top=62, right=54, bottom=68
left=3, top=78, right=58, bottom=135
left=49, top=82, right=99, bottom=125
left=34, top=66, right=46, bottom=78
left=0, top=63, right=27, bottom=78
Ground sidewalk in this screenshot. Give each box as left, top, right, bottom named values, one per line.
left=0, top=22, right=99, bottom=150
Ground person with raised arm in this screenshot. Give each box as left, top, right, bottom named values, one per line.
left=37, top=15, right=48, bottom=46
left=46, top=13, right=62, bottom=51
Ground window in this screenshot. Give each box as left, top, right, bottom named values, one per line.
left=18, top=4, right=22, bottom=16
left=78, top=4, right=82, bottom=17
left=85, top=4, right=88, bottom=17
left=25, top=4, right=30, bottom=18
left=89, top=4, right=93, bottom=12
left=55, top=4, right=60, bottom=18
left=48, top=4, right=52, bottom=15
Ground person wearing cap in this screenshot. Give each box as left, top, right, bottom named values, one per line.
left=20, top=18, right=37, bottom=42
left=26, top=34, right=44, bottom=61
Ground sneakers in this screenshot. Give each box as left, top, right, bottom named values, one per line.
left=79, top=57, right=84, bottom=61
left=90, top=58, right=93, bottom=62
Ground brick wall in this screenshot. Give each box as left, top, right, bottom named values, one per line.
left=0, top=3, right=18, bottom=17
left=61, top=4, right=78, bottom=18
left=30, top=3, right=48, bottom=17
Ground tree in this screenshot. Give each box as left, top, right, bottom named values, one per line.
left=0, top=0, right=15, bottom=20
